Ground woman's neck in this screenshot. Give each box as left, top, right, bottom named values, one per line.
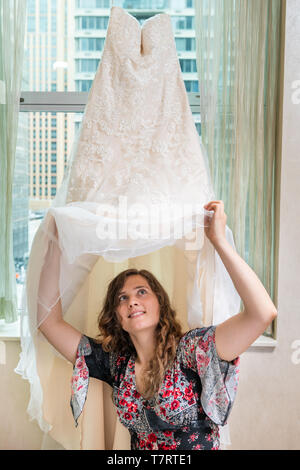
left=130, top=330, right=156, bottom=367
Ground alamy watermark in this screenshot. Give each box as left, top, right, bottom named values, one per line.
left=95, top=196, right=213, bottom=250
left=291, top=339, right=300, bottom=365
left=291, top=80, right=300, bottom=104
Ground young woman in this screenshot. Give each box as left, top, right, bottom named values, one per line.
left=38, top=200, right=277, bottom=450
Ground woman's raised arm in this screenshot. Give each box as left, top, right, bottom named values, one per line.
left=38, top=298, right=82, bottom=365
left=37, top=225, right=82, bottom=365
left=204, top=201, right=277, bottom=362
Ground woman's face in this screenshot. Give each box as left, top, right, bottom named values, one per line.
left=115, top=274, right=160, bottom=335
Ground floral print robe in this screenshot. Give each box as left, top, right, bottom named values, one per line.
left=70, top=325, right=240, bottom=450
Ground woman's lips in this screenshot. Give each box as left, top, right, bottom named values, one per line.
left=128, top=311, right=145, bottom=319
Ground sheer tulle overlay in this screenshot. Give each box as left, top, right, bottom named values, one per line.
left=15, top=7, right=241, bottom=448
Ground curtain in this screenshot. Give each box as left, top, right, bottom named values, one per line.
left=0, top=0, right=27, bottom=323
left=194, top=0, right=282, bottom=337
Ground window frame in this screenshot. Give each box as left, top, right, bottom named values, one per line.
left=0, top=90, right=277, bottom=347
left=19, top=91, right=202, bottom=113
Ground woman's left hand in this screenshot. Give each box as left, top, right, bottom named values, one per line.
left=203, top=200, right=227, bottom=246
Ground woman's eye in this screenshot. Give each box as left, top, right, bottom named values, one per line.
left=118, top=289, right=147, bottom=302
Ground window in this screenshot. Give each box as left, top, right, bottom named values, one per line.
left=76, top=59, right=100, bottom=74
left=175, top=38, right=196, bottom=51
left=75, top=38, right=105, bottom=52
left=28, top=0, right=35, bottom=15
left=40, top=0, right=47, bottom=15
left=76, top=16, right=109, bottom=31
left=179, top=59, right=197, bottom=73
left=172, top=16, right=194, bottom=30
left=76, top=80, right=93, bottom=92
left=40, top=16, right=47, bottom=33
left=28, top=16, right=35, bottom=33
left=184, top=80, right=199, bottom=92
left=51, top=15, right=56, bottom=33
left=76, top=0, right=110, bottom=7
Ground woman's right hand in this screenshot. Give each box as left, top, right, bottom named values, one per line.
left=203, top=200, right=227, bottom=247
left=37, top=220, right=82, bottom=365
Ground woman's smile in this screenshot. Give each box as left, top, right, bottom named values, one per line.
left=128, top=310, right=146, bottom=319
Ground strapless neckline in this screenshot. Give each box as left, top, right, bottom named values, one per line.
left=111, top=5, right=168, bottom=30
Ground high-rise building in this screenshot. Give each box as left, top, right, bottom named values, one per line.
left=26, top=0, right=70, bottom=211
left=73, top=1, right=198, bottom=90
left=73, top=0, right=199, bottom=130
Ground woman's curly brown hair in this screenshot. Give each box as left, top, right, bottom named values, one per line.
left=97, top=268, right=184, bottom=400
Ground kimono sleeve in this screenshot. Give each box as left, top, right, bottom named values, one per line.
left=178, top=325, right=240, bottom=426
left=70, top=334, right=113, bottom=427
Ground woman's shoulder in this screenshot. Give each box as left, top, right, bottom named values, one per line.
left=176, top=326, right=216, bottom=362
left=77, top=335, right=115, bottom=371
left=178, top=325, right=215, bottom=344
left=79, top=334, right=117, bottom=353
left=80, top=334, right=131, bottom=365
left=77, top=334, right=105, bottom=354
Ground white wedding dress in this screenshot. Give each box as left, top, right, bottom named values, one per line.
left=15, top=6, right=241, bottom=449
